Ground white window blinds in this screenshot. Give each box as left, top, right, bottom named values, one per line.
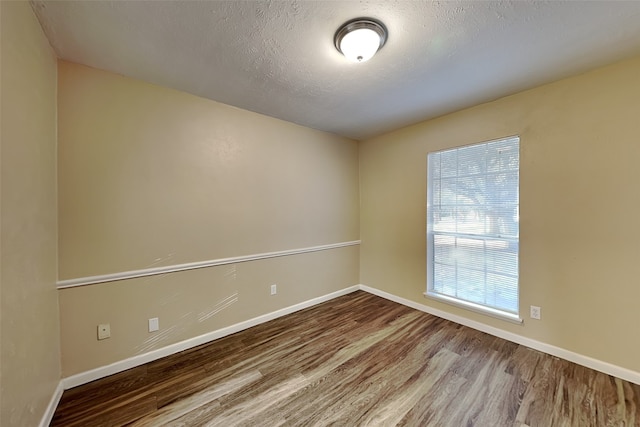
left=427, top=136, right=520, bottom=315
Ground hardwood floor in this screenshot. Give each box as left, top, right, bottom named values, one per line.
left=51, top=291, right=640, bottom=426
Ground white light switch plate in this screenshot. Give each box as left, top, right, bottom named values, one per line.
left=148, top=317, right=159, bottom=332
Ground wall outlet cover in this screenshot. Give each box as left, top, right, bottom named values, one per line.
left=98, top=323, right=111, bottom=340
left=530, top=306, right=541, bottom=320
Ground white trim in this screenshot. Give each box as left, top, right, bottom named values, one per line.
left=57, top=241, right=361, bottom=289
left=361, top=284, right=640, bottom=386
left=60, top=283, right=640, bottom=392
left=424, top=292, right=523, bottom=324
left=62, top=286, right=360, bottom=389
left=39, top=381, right=63, bottom=427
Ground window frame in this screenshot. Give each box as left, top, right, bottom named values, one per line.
left=425, top=136, right=522, bottom=324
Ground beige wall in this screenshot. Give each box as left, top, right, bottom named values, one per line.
left=44, top=19, right=640, bottom=385
left=1, top=2, right=61, bottom=426
left=57, top=62, right=360, bottom=376
left=360, top=56, right=640, bottom=373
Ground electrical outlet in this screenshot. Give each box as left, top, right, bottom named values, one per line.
left=148, top=317, right=159, bottom=332
left=530, top=305, right=541, bottom=320
left=97, top=323, right=111, bottom=340
left=270, top=284, right=277, bottom=295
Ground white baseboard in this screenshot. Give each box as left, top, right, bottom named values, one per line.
left=359, top=284, right=640, bottom=386
left=62, top=285, right=360, bottom=389
left=61, top=283, right=640, bottom=391
left=39, top=380, right=63, bottom=427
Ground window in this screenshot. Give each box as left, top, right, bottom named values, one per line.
left=426, top=136, right=520, bottom=321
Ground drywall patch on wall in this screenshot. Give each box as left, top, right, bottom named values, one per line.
left=59, top=246, right=360, bottom=376
left=62, top=285, right=361, bottom=388
left=57, top=62, right=360, bottom=377
left=57, top=240, right=361, bottom=288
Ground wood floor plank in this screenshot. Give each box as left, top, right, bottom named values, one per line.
left=130, top=370, right=262, bottom=426
left=54, top=365, right=150, bottom=414
left=52, top=291, right=640, bottom=426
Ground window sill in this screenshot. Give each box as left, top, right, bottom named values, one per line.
left=423, top=292, right=523, bottom=325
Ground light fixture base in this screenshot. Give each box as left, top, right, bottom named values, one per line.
left=334, top=18, right=387, bottom=62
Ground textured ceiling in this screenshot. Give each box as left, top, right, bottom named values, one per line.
left=32, top=1, right=640, bottom=140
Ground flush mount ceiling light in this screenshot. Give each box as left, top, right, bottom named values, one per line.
left=334, top=18, right=387, bottom=63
